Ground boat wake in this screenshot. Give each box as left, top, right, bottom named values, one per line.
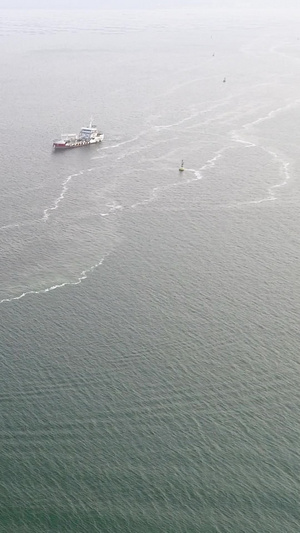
left=100, top=201, right=123, bottom=217
left=0, top=253, right=110, bottom=304
left=153, top=111, right=199, bottom=131
left=224, top=152, right=290, bottom=209
left=43, top=171, right=85, bottom=221
left=130, top=147, right=228, bottom=209
left=91, top=132, right=148, bottom=158
left=1, top=138, right=229, bottom=306
left=1, top=96, right=296, bottom=304
left=223, top=103, right=294, bottom=208
left=0, top=222, right=23, bottom=232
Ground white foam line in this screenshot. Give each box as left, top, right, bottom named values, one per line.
left=0, top=252, right=110, bottom=305
left=0, top=222, right=21, bottom=231
left=200, top=150, right=227, bottom=171
left=184, top=103, right=268, bottom=132
left=267, top=151, right=291, bottom=192
left=232, top=137, right=256, bottom=148
left=184, top=80, right=288, bottom=134
left=231, top=126, right=256, bottom=148
left=186, top=170, right=202, bottom=181
left=131, top=156, right=224, bottom=209
left=223, top=144, right=291, bottom=209
left=242, top=100, right=300, bottom=131
left=222, top=159, right=290, bottom=208
left=153, top=112, right=198, bottom=131
left=226, top=101, right=296, bottom=208
left=116, top=137, right=179, bottom=161
left=223, top=197, right=276, bottom=209
left=91, top=155, right=106, bottom=160
left=100, top=201, right=123, bottom=217
left=42, top=171, right=84, bottom=221
left=91, top=133, right=149, bottom=160
left=183, top=90, right=269, bottom=133
left=187, top=107, right=250, bottom=131
left=1, top=166, right=93, bottom=231
left=153, top=74, right=227, bottom=100
left=103, top=133, right=146, bottom=150
left=0, top=219, right=43, bottom=232
left=130, top=146, right=230, bottom=209
left=131, top=173, right=201, bottom=209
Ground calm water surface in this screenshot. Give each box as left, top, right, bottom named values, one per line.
left=1, top=8, right=300, bottom=532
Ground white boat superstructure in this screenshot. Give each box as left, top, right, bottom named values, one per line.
left=53, top=119, right=104, bottom=150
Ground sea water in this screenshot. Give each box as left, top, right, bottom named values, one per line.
left=1, top=8, right=300, bottom=532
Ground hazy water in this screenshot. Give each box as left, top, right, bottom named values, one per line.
left=1, top=8, right=300, bottom=532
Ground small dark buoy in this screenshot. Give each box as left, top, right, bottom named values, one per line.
left=223, top=77, right=226, bottom=83
left=179, top=160, right=184, bottom=172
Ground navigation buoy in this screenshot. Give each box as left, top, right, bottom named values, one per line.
left=179, top=160, right=185, bottom=171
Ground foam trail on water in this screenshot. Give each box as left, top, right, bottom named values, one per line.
left=1, top=165, right=93, bottom=230
left=0, top=252, right=110, bottom=305
left=42, top=171, right=84, bottom=221
left=224, top=152, right=291, bottom=208
left=242, top=100, right=300, bottom=131
left=0, top=219, right=45, bottom=232
left=105, top=134, right=145, bottom=149
left=185, top=170, right=202, bottom=181
left=91, top=132, right=149, bottom=160
left=116, top=137, right=179, bottom=161
left=224, top=111, right=292, bottom=209
left=181, top=148, right=229, bottom=186
left=0, top=222, right=21, bottom=231
left=200, top=149, right=228, bottom=171
left=223, top=196, right=276, bottom=209
left=130, top=170, right=202, bottom=209
left=100, top=200, right=123, bottom=217
left=130, top=148, right=228, bottom=209
left=153, top=73, right=236, bottom=100
left=231, top=132, right=255, bottom=148
left=153, top=112, right=198, bottom=131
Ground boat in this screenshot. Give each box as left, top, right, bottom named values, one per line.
left=179, top=160, right=185, bottom=171
left=53, top=119, right=104, bottom=150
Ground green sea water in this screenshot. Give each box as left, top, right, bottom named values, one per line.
left=1, top=8, right=300, bottom=532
